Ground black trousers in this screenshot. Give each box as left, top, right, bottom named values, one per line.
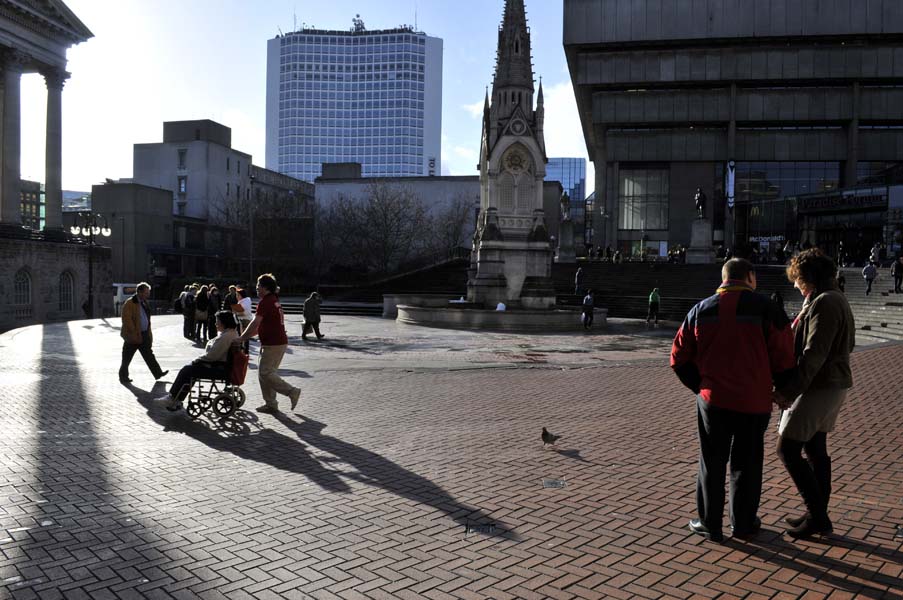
left=895, top=275, right=902, bottom=293
left=183, top=314, right=195, bottom=338
left=647, top=302, right=660, bottom=323
left=120, top=331, right=164, bottom=380
left=696, top=396, right=771, bottom=531
left=302, top=321, right=323, bottom=337
left=195, top=318, right=208, bottom=341
left=582, top=308, right=593, bottom=328
left=777, top=432, right=831, bottom=521
left=169, top=361, right=228, bottom=403
left=866, top=278, right=874, bottom=295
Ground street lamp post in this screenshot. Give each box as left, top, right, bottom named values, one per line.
left=249, top=171, right=256, bottom=285
left=70, top=212, right=111, bottom=319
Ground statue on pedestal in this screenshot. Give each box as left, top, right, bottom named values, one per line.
left=694, top=188, right=707, bottom=219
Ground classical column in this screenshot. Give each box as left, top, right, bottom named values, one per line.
left=43, top=68, right=68, bottom=230
left=0, top=51, right=26, bottom=226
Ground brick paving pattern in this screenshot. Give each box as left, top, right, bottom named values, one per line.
left=0, top=316, right=900, bottom=599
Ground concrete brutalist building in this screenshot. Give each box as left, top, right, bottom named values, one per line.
left=565, top=0, right=903, bottom=262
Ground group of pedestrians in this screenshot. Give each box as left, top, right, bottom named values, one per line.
left=672, top=250, right=855, bottom=542
left=121, top=274, right=327, bottom=416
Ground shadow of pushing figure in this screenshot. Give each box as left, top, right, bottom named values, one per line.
left=125, top=383, right=351, bottom=493
left=274, top=413, right=520, bottom=540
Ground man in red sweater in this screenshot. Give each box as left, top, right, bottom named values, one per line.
left=671, top=258, right=795, bottom=542
left=238, top=273, right=301, bottom=414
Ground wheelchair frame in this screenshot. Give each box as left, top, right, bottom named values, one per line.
left=185, top=377, right=246, bottom=420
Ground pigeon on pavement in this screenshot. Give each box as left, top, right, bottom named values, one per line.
left=542, top=427, right=562, bottom=446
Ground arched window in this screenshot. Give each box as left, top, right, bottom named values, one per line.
left=500, top=173, right=515, bottom=211
left=516, top=175, right=534, bottom=210
left=14, top=268, right=32, bottom=320
left=59, top=272, right=74, bottom=312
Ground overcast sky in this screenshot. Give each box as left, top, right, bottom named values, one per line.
left=21, top=0, right=592, bottom=193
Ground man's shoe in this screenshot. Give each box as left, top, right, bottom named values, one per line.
left=317, top=334, right=325, bottom=339
left=784, top=513, right=809, bottom=528
left=156, top=370, right=169, bottom=380
left=787, top=516, right=833, bottom=540
left=119, top=377, right=132, bottom=384
left=165, top=402, right=183, bottom=412
left=731, top=517, right=762, bottom=539
left=689, top=519, right=723, bottom=543
left=289, top=387, right=301, bottom=411
left=302, top=335, right=308, bottom=340
left=255, top=405, right=279, bottom=414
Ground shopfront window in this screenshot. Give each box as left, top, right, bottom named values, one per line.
left=731, top=162, right=840, bottom=257
left=618, top=169, right=669, bottom=231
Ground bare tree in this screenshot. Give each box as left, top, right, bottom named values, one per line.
left=428, top=193, right=477, bottom=258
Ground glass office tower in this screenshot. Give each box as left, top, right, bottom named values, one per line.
left=266, top=24, right=443, bottom=182
left=546, top=157, right=587, bottom=243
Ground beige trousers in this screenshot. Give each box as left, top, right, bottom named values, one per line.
left=258, top=344, right=294, bottom=408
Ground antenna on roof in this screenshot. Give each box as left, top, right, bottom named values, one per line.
left=414, top=0, right=418, bottom=30
left=293, top=5, right=297, bottom=32
left=277, top=26, right=283, bottom=36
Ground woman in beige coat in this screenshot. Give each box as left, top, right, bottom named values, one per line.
left=775, top=249, right=855, bottom=539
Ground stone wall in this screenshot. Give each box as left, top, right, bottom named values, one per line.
left=0, top=236, right=112, bottom=333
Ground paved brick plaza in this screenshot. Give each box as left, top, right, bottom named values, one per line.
left=0, top=316, right=900, bottom=600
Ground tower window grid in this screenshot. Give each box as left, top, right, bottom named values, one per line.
left=277, top=31, right=429, bottom=181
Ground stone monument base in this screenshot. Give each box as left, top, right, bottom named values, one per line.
left=396, top=304, right=608, bottom=332
left=686, top=218, right=715, bottom=264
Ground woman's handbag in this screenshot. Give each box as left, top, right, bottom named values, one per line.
left=195, top=309, right=208, bottom=321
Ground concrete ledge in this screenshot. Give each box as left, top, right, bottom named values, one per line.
left=383, top=293, right=464, bottom=318
left=396, top=304, right=608, bottom=331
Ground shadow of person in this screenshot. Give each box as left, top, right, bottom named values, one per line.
left=123, top=383, right=351, bottom=493
left=730, top=530, right=902, bottom=597
left=274, top=413, right=521, bottom=541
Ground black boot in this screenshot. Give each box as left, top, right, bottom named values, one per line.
left=787, top=515, right=833, bottom=539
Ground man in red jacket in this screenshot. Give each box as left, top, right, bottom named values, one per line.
left=671, top=258, right=795, bottom=542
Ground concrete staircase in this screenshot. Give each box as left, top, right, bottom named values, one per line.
left=837, top=266, right=903, bottom=344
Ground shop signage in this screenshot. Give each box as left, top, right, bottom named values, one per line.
left=797, top=189, right=888, bottom=213
left=750, top=235, right=785, bottom=242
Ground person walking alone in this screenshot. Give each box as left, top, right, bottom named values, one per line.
left=647, top=287, right=661, bottom=325
left=671, top=259, right=795, bottom=542
left=861, top=262, right=878, bottom=296
left=237, top=273, right=301, bottom=414
left=892, top=256, right=903, bottom=294
left=119, top=282, right=168, bottom=384
left=302, top=291, right=325, bottom=340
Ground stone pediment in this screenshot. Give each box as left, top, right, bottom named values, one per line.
left=1, top=0, right=93, bottom=43
left=498, top=105, right=534, bottom=141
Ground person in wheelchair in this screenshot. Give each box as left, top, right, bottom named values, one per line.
left=156, top=310, right=240, bottom=411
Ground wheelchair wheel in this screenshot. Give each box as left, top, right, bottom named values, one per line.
left=197, top=393, right=213, bottom=411
left=232, top=387, right=246, bottom=408
left=186, top=401, right=204, bottom=420
left=212, top=393, right=236, bottom=418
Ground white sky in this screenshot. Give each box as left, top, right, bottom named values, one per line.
left=21, top=0, right=593, bottom=194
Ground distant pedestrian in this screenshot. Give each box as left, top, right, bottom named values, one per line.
left=837, top=271, right=846, bottom=293
left=771, top=291, right=788, bottom=322
left=182, top=285, right=197, bottom=339
left=118, top=282, right=168, bottom=385
left=574, top=267, right=584, bottom=296
left=237, top=273, right=301, bottom=414
left=647, top=287, right=661, bottom=325
left=302, top=291, right=325, bottom=340
left=614, top=250, right=622, bottom=264
left=582, top=289, right=594, bottom=329
left=671, top=259, right=796, bottom=543
left=195, top=285, right=210, bottom=342
left=773, top=249, right=855, bottom=539
left=233, top=287, right=254, bottom=352
left=861, top=262, right=878, bottom=296
left=892, top=256, right=903, bottom=293
left=223, top=284, right=238, bottom=309
left=207, top=284, right=222, bottom=338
